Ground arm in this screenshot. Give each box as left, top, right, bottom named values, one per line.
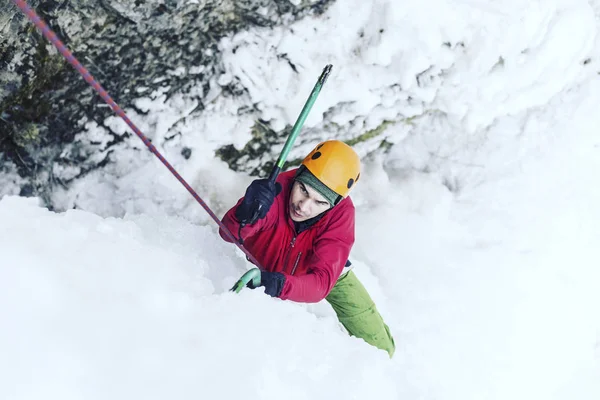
left=279, top=204, right=355, bottom=303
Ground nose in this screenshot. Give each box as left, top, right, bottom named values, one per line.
left=298, top=200, right=310, bottom=213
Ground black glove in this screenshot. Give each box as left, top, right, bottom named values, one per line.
left=247, top=271, right=286, bottom=298
left=235, top=179, right=280, bottom=224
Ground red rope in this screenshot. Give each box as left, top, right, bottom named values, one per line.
left=12, top=0, right=264, bottom=268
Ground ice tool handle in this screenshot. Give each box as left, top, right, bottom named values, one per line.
left=230, top=268, right=261, bottom=293
left=243, top=64, right=333, bottom=226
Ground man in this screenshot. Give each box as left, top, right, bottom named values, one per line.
left=220, top=140, right=395, bottom=357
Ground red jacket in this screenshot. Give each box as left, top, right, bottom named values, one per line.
left=219, top=169, right=355, bottom=303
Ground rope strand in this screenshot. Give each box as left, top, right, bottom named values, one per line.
left=11, top=0, right=264, bottom=269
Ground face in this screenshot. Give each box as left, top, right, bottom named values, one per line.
left=289, top=181, right=332, bottom=222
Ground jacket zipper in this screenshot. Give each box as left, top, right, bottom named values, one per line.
left=290, top=252, right=302, bottom=276
left=283, top=235, right=296, bottom=274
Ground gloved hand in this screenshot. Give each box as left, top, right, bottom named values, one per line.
left=247, top=271, right=286, bottom=298
left=235, top=178, right=280, bottom=224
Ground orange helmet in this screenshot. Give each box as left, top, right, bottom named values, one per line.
left=300, top=140, right=361, bottom=198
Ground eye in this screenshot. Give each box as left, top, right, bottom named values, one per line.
left=317, top=200, right=328, bottom=206
left=300, top=184, right=308, bottom=194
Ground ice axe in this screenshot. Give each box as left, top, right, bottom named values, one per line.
left=230, top=268, right=261, bottom=294
left=231, top=64, right=333, bottom=292
left=240, top=64, right=333, bottom=226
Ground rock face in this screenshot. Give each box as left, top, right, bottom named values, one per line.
left=0, top=0, right=334, bottom=207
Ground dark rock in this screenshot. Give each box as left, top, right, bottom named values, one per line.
left=181, top=146, right=191, bottom=159
left=0, top=0, right=336, bottom=209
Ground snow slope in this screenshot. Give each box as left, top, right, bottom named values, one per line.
left=2, top=0, right=600, bottom=398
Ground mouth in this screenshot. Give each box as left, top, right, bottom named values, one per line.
left=291, top=206, right=303, bottom=219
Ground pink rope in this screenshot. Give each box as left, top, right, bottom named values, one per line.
left=11, top=0, right=264, bottom=268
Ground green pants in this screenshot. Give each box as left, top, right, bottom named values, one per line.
left=325, top=270, right=396, bottom=357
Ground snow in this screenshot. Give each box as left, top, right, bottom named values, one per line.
left=2, top=0, right=600, bottom=399
left=0, top=196, right=395, bottom=399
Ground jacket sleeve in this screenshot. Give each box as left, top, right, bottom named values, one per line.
left=279, top=204, right=355, bottom=303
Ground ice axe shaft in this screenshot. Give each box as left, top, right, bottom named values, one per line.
left=245, top=64, right=333, bottom=225
left=268, top=64, right=332, bottom=183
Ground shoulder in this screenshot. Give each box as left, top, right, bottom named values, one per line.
left=332, top=195, right=355, bottom=217
left=318, top=196, right=355, bottom=236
